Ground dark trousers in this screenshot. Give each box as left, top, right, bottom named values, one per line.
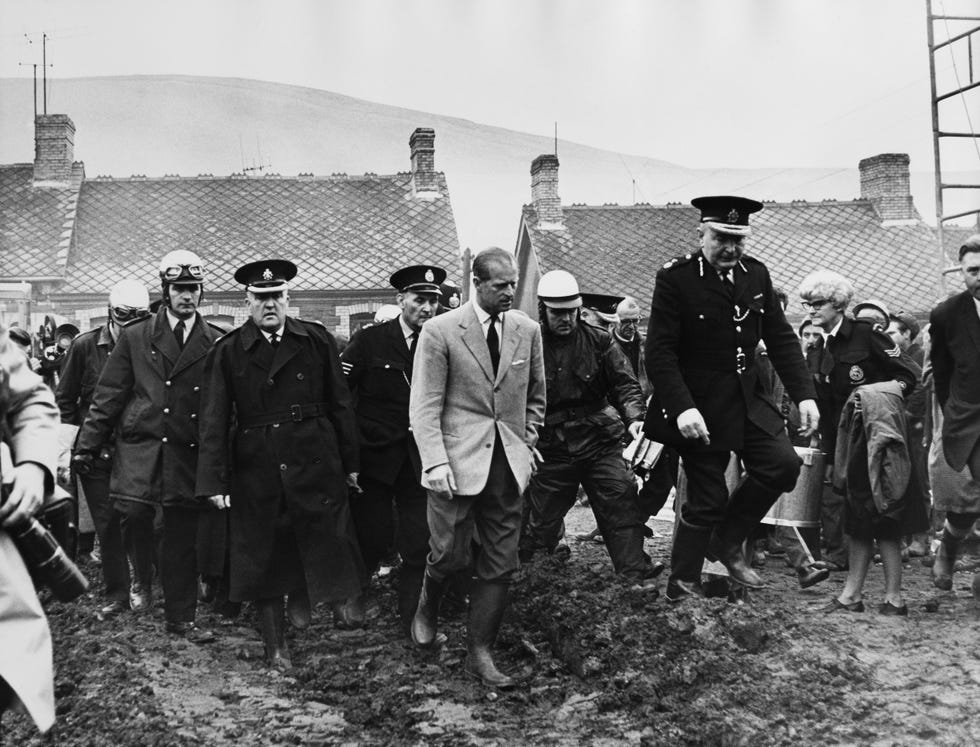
left=117, top=501, right=200, bottom=623
left=679, top=421, right=800, bottom=529
left=80, top=467, right=129, bottom=603
left=637, top=447, right=679, bottom=520
left=426, top=438, right=521, bottom=584
left=351, top=459, right=430, bottom=576
left=525, top=443, right=644, bottom=550
left=820, top=482, right=848, bottom=565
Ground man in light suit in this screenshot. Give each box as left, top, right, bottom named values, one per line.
left=409, top=247, right=546, bottom=689
left=928, top=234, right=980, bottom=591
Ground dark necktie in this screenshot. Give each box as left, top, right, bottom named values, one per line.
left=269, top=331, right=279, bottom=347
left=487, top=314, right=500, bottom=375
left=408, top=332, right=417, bottom=357
left=174, top=319, right=185, bottom=349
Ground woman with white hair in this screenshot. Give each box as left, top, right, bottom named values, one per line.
left=799, top=270, right=923, bottom=615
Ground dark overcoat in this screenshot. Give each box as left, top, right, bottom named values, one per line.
left=195, top=316, right=363, bottom=604
left=56, top=323, right=113, bottom=426
left=75, top=309, right=222, bottom=506
left=340, top=317, right=420, bottom=485
left=643, top=251, right=815, bottom=452
left=929, top=290, right=980, bottom=477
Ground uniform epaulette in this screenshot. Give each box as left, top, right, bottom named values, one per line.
left=661, top=253, right=695, bottom=271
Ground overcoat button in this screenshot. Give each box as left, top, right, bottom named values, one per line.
left=193, top=386, right=200, bottom=392
left=297, top=373, right=304, bottom=381
left=165, top=380, right=172, bottom=387
left=273, top=423, right=280, bottom=428
left=280, top=464, right=287, bottom=471
left=267, top=379, right=274, bottom=386
left=485, top=443, right=491, bottom=449
left=735, top=326, right=742, bottom=333
left=190, top=413, right=196, bottom=419
left=190, top=443, right=196, bottom=449
left=163, top=408, right=170, bottom=414
left=162, top=437, right=168, bottom=443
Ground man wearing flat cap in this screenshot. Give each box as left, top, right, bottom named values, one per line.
left=340, top=264, right=447, bottom=637
left=644, top=195, right=819, bottom=603
left=196, top=259, right=365, bottom=670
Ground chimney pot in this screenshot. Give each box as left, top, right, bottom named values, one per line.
left=410, top=128, right=438, bottom=195
left=33, top=114, right=76, bottom=186
left=531, top=154, right=563, bottom=227
left=858, top=153, right=916, bottom=222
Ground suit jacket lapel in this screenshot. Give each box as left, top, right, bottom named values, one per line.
left=268, top=317, right=303, bottom=378
left=495, top=312, right=520, bottom=383
left=386, top=318, right=412, bottom=369
left=169, top=314, right=213, bottom=378
left=460, top=304, right=494, bottom=383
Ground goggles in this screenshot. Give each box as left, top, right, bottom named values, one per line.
left=161, top=264, right=205, bottom=282
left=110, top=305, right=151, bottom=324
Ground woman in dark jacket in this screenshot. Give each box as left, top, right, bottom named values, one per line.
left=800, top=270, right=922, bottom=616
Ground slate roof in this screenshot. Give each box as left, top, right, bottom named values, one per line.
left=58, top=172, right=460, bottom=294
left=519, top=199, right=946, bottom=315
left=0, top=163, right=84, bottom=281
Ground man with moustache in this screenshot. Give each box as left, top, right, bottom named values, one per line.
left=75, top=250, right=223, bottom=641
left=196, top=260, right=365, bottom=670
left=341, top=265, right=446, bottom=636
left=644, top=196, right=819, bottom=602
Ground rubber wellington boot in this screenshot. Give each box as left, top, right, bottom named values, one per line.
left=665, top=520, right=712, bottom=603
left=464, top=581, right=516, bottom=689
left=257, top=597, right=291, bottom=671
left=709, top=521, right=766, bottom=589
left=411, top=571, right=445, bottom=649
left=933, top=528, right=961, bottom=591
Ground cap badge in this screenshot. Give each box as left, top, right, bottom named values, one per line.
left=727, top=208, right=739, bottom=223
left=424, top=269, right=434, bottom=282
left=449, top=293, right=460, bottom=309
left=262, top=268, right=273, bottom=281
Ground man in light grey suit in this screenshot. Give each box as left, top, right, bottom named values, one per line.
left=409, top=247, right=546, bottom=689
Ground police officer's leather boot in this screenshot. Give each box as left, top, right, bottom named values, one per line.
left=709, top=521, right=765, bottom=589
left=933, top=527, right=961, bottom=591
left=411, top=571, right=445, bottom=649
left=257, top=597, right=291, bottom=671
left=464, top=581, right=516, bottom=689
left=665, top=519, right=712, bottom=603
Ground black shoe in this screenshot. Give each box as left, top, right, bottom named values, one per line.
left=878, top=601, right=908, bottom=617
left=812, top=560, right=848, bottom=572
left=797, top=565, right=830, bottom=589
left=818, top=597, right=865, bottom=613
left=665, top=579, right=704, bottom=603
left=165, top=621, right=216, bottom=643
left=129, top=584, right=153, bottom=613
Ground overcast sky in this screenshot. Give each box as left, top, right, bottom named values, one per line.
left=2, top=0, right=977, bottom=175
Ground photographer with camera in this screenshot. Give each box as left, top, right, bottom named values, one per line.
left=0, top=322, right=61, bottom=734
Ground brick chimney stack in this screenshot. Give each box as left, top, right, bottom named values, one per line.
left=34, top=114, right=76, bottom=186
left=859, top=153, right=916, bottom=223
left=531, top=154, right=563, bottom=228
left=410, top=128, right=438, bottom=196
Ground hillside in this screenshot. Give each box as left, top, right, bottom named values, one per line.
left=0, top=75, right=973, bottom=254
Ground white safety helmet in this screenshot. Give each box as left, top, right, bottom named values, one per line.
left=108, top=279, right=151, bottom=325
left=374, top=304, right=401, bottom=324
left=158, top=249, right=205, bottom=284
left=537, top=270, right=582, bottom=309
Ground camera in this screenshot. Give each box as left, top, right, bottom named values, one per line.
left=1, top=484, right=89, bottom=603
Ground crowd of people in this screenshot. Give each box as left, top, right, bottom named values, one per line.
left=1, top=196, right=979, bottom=732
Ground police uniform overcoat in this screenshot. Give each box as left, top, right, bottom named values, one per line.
left=340, top=317, right=420, bottom=484
left=643, top=252, right=815, bottom=452
left=75, top=308, right=222, bottom=507
left=195, top=316, right=363, bottom=604
left=816, top=316, right=918, bottom=462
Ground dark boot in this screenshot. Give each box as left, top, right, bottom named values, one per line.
left=604, top=526, right=664, bottom=588
left=709, top=521, right=766, bottom=589
left=332, top=594, right=366, bottom=630
left=933, top=527, right=961, bottom=591
left=398, top=566, right=425, bottom=638
left=665, top=520, right=712, bottom=603
left=464, top=581, right=516, bottom=689
left=286, top=586, right=311, bottom=629
left=411, top=571, right=445, bottom=649
left=257, top=597, right=291, bottom=671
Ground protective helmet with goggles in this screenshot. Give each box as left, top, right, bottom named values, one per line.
left=108, top=278, right=151, bottom=326
left=159, top=250, right=206, bottom=284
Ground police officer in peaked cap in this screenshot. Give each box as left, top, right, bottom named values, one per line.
left=340, top=264, right=447, bottom=638
left=643, top=195, right=820, bottom=603
left=195, top=258, right=366, bottom=669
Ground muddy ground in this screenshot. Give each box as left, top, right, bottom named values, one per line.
left=4, top=503, right=980, bottom=746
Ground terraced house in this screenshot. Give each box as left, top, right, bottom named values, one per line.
left=0, top=115, right=462, bottom=340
